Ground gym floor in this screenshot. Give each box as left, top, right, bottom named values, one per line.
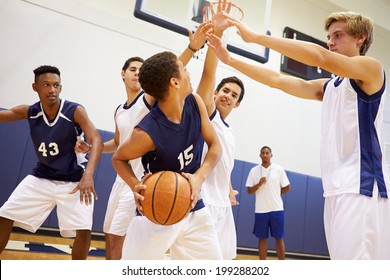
left=0, top=229, right=263, bottom=260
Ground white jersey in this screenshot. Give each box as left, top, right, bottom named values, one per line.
left=115, top=92, right=151, bottom=182
left=321, top=76, right=390, bottom=198
left=245, top=163, right=290, bottom=213
left=201, top=110, right=235, bottom=207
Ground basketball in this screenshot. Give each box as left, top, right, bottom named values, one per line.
left=140, top=171, right=192, bottom=225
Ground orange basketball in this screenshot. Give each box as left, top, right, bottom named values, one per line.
left=140, top=171, right=192, bottom=225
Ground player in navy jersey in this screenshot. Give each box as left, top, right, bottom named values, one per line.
left=207, top=12, right=390, bottom=259
left=112, top=51, right=223, bottom=259
left=0, top=65, right=103, bottom=259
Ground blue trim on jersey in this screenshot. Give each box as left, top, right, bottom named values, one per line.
left=350, top=77, right=387, bottom=198
left=122, top=90, right=144, bottom=110
left=210, top=109, right=217, bottom=121
left=190, top=198, right=205, bottom=212
left=210, top=109, right=230, bottom=128
left=323, top=79, right=332, bottom=93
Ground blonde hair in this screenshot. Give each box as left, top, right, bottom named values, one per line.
left=324, top=11, right=374, bottom=55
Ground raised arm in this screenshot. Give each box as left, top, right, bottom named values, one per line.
left=178, top=22, right=213, bottom=66
left=206, top=33, right=325, bottom=101
left=196, top=0, right=232, bottom=116
left=224, top=15, right=383, bottom=95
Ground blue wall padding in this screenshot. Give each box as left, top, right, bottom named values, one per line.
left=0, top=115, right=328, bottom=256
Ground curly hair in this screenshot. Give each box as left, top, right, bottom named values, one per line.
left=139, top=52, right=180, bottom=101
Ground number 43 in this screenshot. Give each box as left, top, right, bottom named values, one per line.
left=38, top=142, right=59, bottom=157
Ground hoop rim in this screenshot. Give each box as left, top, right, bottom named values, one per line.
left=202, top=1, right=244, bottom=23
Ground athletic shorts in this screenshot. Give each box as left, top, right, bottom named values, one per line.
left=121, top=207, right=222, bottom=260
left=0, top=175, right=93, bottom=237
left=253, top=211, right=284, bottom=239
left=324, top=185, right=390, bottom=259
left=206, top=204, right=237, bottom=259
left=103, top=180, right=136, bottom=236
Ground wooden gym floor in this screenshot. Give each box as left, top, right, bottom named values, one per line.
left=0, top=229, right=263, bottom=260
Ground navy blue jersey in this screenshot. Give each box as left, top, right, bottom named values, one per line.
left=138, top=94, right=202, bottom=174
left=28, top=99, right=86, bottom=182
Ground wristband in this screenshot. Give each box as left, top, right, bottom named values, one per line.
left=187, top=44, right=199, bottom=52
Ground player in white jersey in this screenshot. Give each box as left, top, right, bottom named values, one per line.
left=207, top=12, right=390, bottom=259
left=197, top=55, right=244, bottom=259
left=76, top=57, right=154, bottom=260
left=0, top=65, right=103, bottom=259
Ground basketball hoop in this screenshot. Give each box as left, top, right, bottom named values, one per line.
left=202, top=1, right=244, bottom=23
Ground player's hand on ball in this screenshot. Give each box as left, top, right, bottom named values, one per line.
left=133, top=174, right=151, bottom=214
left=182, top=172, right=201, bottom=209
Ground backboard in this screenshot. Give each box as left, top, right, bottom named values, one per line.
left=134, top=0, right=272, bottom=63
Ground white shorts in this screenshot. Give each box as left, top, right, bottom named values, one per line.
left=324, top=185, right=390, bottom=259
left=206, top=204, right=237, bottom=259
left=0, top=175, right=93, bottom=237
left=103, top=180, right=135, bottom=236
left=121, top=207, right=222, bottom=260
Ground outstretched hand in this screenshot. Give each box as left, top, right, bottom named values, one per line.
left=206, top=33, right=232, bottom=65
left=187, top=22, right=213, bottom=52
left=223, top=13, right=259, bottom=43
left=209, top=0, right=232, bottom=36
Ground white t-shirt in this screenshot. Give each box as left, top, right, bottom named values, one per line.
left=245, top=163, right=290, bottom=213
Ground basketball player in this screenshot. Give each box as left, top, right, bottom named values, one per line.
left=76, top=57, right=151, bottom=260
left=0, top=65, right=103, bottom=260
left=74, top=22, right=213, bottom=259
left=75, top=57, right=153, bottom=260
left=207, top=12, right=390, bottom=259
left=112, top=51, right=223, bottom=260
left=192, top=0, right=245, bottom=259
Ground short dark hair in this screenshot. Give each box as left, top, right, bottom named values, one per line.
left=33, top=65, right=60, bottom=82
left=216, top=76, right=245, bottom=103
left=139, top=51, right=180, bottom=101
left=122, top=57, right=144, bottom=71
left=260, top=146, right=272, bottom=154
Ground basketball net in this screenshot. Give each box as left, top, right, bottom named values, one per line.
left=202, top=1, right=244, bottom=46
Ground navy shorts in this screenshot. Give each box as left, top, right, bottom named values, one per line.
left=253, top=211, right=284, bottom=239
